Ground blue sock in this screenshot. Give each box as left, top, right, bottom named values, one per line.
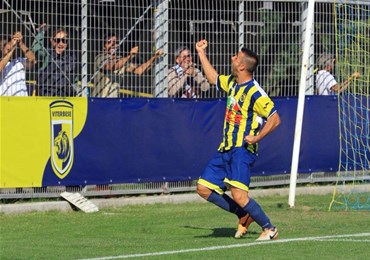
left=207, top=191, right=245, bottom=218
left=243, top=198, right=273, bottom=229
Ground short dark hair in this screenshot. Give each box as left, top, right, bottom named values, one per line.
left=240, top=47, right=259, bottom=73
left=52, top=27, right=68, bottom=38
left=103, top=31, right=116, bottom=43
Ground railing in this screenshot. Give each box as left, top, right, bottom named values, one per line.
left=1, top=172, right=369, bottom=200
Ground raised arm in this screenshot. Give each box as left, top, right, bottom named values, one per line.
left=0, top=43, right=15, bottom=71
left=115, top=46, right=138, bottom=70
left=14, top=32, right=36, bottom=69
left=332, top=72, right=360, bottom=94
left=31, top=24, right=49, bottom=70
left=0, top=39, right=16, bottom=72
left=195, top=39, right=218, bottom=85
left=133, top=49, right=163, bottom=75
left=104, top=46, right=138, bottom=71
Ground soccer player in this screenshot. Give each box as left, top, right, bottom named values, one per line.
left=195, top=39, right=281, bottom=241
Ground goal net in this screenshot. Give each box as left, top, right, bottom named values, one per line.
left=329, top=0, right=370, bottom=211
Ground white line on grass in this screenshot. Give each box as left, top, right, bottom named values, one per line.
left=79, top=233, right=370, bottom=260
left=315, top=239, right=370, bottom=243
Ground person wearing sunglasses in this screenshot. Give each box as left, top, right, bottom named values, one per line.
left=0, top=31, right=36, bottom=96
left=31, top=25, right=78, bottom=97
left=167, top=46, right=210, bottom=98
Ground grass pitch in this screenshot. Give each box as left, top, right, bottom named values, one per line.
left=1, top=193, right=369, bottom=259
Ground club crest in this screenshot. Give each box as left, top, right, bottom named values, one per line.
left=50, top=101, right=74, bottom=179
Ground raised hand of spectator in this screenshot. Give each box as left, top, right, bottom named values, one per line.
left=10, top=32, right=22, bottom=48
left=13, top=32, right=23, bottom=44
left=351, top=72, right=360, bottom=79
left=154, top=49, right=164, bottom=58
left=130, top=46, right=139, bottom=57
left=185, top=62, right=198, bottom=77
left=36, top=23, right=48, bottom=33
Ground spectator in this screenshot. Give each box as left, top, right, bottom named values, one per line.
left=93, top=32, right=163, bottom=98
left=31, top=25, right=79, bottom=97
left=0, top=31, right=36, bottom=96
left=168, top=46, right=210, bottom=98
left=316, top=53, right=360, bottom=95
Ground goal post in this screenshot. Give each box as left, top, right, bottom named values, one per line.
left=288, top=0, right=316, bottom=208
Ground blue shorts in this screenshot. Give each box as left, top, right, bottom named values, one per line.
left=198, top=147, right=256, bottom=194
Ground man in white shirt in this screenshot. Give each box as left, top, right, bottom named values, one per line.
left=0, top=32, right=36, bottom=96
left=315, top=53, right=359, bottom=95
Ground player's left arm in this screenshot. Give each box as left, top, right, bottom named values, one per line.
left=244, top=96, right=281, bottom=145
left=245, top=112, right=281, bottom=145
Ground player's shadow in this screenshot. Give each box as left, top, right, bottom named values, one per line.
left=183, top=225, right=258, bottom=238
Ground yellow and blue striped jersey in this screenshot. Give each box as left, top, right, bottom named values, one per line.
left=216, top=74, right=277, bottom=154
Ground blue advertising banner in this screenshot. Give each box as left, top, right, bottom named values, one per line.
left=1, top=96, right=345, bottom=188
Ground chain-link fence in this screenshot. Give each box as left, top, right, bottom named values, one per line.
left=2, top=0, right=358, bottom=98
